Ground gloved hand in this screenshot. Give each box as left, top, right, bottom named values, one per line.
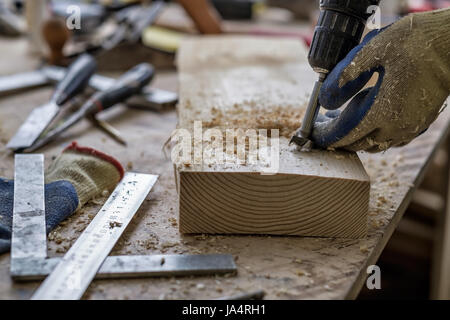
left=0, top=142, right=124, bottom=254
left=311, top=8, right=450, bottom=152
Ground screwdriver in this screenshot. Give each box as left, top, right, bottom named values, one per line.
left=290, top=0, right=380, bottom=148
left=26, top=63, right=154, bottom=152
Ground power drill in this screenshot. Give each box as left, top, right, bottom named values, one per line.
left=290, top=0, right=380, bottom=148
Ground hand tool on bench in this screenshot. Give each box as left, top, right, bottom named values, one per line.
left=0, top=66, right=178, bottom=110
left=25, top=63, right=154, bottom=152
left=30, top=171, right=234, bottom=300
left=40, top=1, right=165, bottom=62
left=290, top=0, right=380, bottom=148
left=31, top=171, right=159, bottom=299
left=6, top=54, right=97, bottom=151
left=44, top=65, right=178, bottom=110
left=10, top=154, right=237, bottom=283
left=77, top=1, right=166, bottom=56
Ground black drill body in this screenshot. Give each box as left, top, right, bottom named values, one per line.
left=309, top=0, right=381, bottom=74
left=291, top=0, right=381, bottom=147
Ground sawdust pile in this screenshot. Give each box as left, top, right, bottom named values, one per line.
left=204, top=104, right=305, bottom=139
left=179, top=98, right=307, bottom=139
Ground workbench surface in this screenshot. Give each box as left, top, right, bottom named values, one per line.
left=0, top=37, right=449, bottom=300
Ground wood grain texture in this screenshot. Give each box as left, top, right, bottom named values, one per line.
left=176, top=36, right=370, bottom=238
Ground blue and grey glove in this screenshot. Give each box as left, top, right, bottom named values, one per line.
left=0, top=179, right=78, bottom=253
left=311, top=9, right=450, bottom=152
left=0, top=142, right=124, bottom=254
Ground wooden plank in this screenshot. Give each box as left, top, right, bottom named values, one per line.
left=175, top=36, right=370, bottom=238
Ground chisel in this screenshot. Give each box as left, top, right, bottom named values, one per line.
left=26, top=63, right=154, bottom=152
left=44, top=65, right=178, bottom=110
left=7, top=54, right=97, bottom=151
left=0, top=66, right=178, bottom=110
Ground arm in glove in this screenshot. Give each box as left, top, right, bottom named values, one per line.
left=0, top=142, right=124, bottom=254
left=311, top=8, right=450, bottom=152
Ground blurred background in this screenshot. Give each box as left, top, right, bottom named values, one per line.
left=1, top=0, right=450, bottom=299
left=2, top=0, right=449, bottom=71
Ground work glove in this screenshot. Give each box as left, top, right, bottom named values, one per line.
left=311, top=8, right=450, bottom=152
left=0, top=142, right=124, bottom=254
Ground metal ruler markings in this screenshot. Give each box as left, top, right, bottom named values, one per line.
left=8, top=162, right=236, bottom=283
left=32, top=172, right=158, bottom=300
left=13, top=254, right=236, bottom=281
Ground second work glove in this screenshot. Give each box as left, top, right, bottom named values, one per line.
left=0, top=142, right=124, bottom=254
left=311, top=8, right=450, bottom=152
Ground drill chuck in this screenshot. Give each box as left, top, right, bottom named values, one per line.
left=291, top=0, right=380, bottom=148
left=308, top=0, right=381, bottom=74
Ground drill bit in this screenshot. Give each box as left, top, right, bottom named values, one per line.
left=290, top=72, right=326, bottom=148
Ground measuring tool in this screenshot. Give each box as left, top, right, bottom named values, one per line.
left=32, top=172, right=158, bottom=299
left=10, top=155, right=237, bottom=293
left=13, top=253, right=237, bottom=281
left=10, top=154, right=46, bottom=275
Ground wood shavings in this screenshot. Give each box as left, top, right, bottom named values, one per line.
left=200, top=105, right=306, bottom=139
left=196, top=283, right=205, bottom=290
left=371, top=219, right=381, bottom=228
left=377, top=196, right=388, bottom=205
left=295, top=269, right=309, bottom=277
left=126, top=161, right=133, bottom=170
left=160, top=241, right=177, bottom=249
left=137, top=238, right=158, bottom=250
left=90, top=198, right=104, bottom=205
left=168, top=217, right=178, bottom=227
left=388, top=181, right=399, bottom=187
left=109, top=221, right=123, bottom=229
left=359, top=244, right=369, bottom=253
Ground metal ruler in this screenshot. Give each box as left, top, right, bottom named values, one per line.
left=32, top=172, right=158, bottom=299
left=13, top=254, right=237, bottom=281
left=10, top=154, right=47, bottom=273
left=10, top=155, right=237, bottom=295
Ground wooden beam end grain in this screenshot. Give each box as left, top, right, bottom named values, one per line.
left=176, top=36, right=370, bottom=238
left=178, top=147, right=370, bottom=238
